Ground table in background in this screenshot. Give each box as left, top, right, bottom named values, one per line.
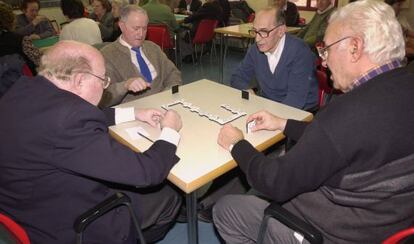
left=32, top=35, right=59, bottom=52
left=175, top=14, right=188, bottom=24
left=214, top=23, right=302, bottom=83
left=109, top=79, right=313, bottom=244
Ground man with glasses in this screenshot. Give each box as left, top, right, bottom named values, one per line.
left=99, top=5, right=181, bottom=107
left=230, top=6, right=318, bottom=111
left=0, top=40, right=183, bottom=243
left=213, top=0, right=414, bottom=243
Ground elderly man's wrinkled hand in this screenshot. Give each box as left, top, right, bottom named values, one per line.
left=125, top=77, right=151, bottom=93
left=218, top=124, right=244, bottom=151
left=161, top=110, right=182, bottom=132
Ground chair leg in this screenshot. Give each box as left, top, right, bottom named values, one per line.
left=257, top=215, right=271, bottom=244
left=200, top=44, right=204, bottom=62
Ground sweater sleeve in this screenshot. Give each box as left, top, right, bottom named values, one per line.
left=231, top=119, right=348, bottom=202
left=230, top=45, right=257, bottom=90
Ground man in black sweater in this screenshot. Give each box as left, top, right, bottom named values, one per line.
left=213, top=0, right=414, bottom=243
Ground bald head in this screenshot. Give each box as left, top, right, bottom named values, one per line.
left=39, top=40, right=107, bottom=105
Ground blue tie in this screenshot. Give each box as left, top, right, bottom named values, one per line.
left=132, top=47, right=152, bottom=82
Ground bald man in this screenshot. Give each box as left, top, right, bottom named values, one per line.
left=0, top=40, right=183, bottom=243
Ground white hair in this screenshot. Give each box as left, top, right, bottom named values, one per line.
left=119, top=4, right=147, bottom=22
left=329, top=0, right=405, bottom=64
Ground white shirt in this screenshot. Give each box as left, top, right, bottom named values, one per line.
left=115, top=107, right=180, bottom=146
left=119, top=37, right=158, bottom=81
left=59, top=18, right=102, bottom=45
left=264, top=34, right=286, bottom=74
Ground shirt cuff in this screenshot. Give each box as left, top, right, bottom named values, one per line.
left=158, top=127, right=180, bottom=146
left=114, top=107, right=135, bottom=124
left=229, top=144, right=234, bottom=152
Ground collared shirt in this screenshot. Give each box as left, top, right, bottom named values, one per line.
left=115, top=107, right=180, bottom=146
left=119, top=37, right=158, bottom=80
left=265, top=34, right=286, bottom=74
left=352, top=59, right=402, bottom=89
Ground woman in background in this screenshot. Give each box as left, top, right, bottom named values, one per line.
left=60, top=0, right=102, bottom=45
left=110, top=0, right=129, bottom=41
left=0, top=1, right=41, bottom=74
left=89, top=0, right=114, bottom=41
left=15, top=0, right=55, bottom=40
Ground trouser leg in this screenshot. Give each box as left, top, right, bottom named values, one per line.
left=213, top=194, right=309, bottom=244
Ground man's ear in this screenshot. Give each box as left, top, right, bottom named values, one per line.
left=71, top=72, right=85, bottom=94
left=349, top=36, right=363, bottom=62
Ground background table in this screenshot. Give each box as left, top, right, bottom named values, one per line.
left=109, top=79, right=313, bottom=243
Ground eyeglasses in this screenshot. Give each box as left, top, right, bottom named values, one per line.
left=248, top=24, right=283, bottom=38
left=316, top=36, right=352, bottom=61
left=81, top=72, right=111, bottom=89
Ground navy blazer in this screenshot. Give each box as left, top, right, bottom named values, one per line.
left=0, top=76, right=179, bottom=243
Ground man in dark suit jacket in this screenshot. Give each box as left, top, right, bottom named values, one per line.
left=176, top=0, right=202, bottom=14
left=183, top=0, right=224, bottom=34
left=0, top=40, right=183, bottom=243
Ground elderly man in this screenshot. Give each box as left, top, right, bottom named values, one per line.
left=0, top=40, right=182, bottom=243
left=213, top=0, right=414, bottom=243
left=230, top=6, right=318, bottom=111
left=297, top=0, right=335, bottom=48
left=100, top=5, right=181, bottom=107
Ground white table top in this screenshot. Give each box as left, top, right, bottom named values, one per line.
left=109, top=79, right=313, bottom=193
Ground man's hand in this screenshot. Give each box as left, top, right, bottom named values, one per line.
left=125, top=77, right=151, bottom=93
left=247, top=110, right=287, bottom=132
left=32, top=15, right=46, bottom=26
left=218, top=124, right=244, bottom=151
left=161, top=110, right=182, bottom=132
left=135, top=108, right=163, bottom=127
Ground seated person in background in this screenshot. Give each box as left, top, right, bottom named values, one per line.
left=230, top=6, right=318, bottom=111
left=0, top=40, right=183, bottom=243
left=89, top=0, right=114, bottom=41
left=183, top=0, right=224, bottom=34
left=297, top=0, right=335, bottom=49
left=214, top=1, right=414, bottom=243
left=142, top=0, right=180, bottom=37
left=218, top=0, right=230, bottom=26
left=385, top=0, right=414, bottom=62
left=59, top=0, right=103, bottom=45
left=15, top=0, right=55, bottom=40
left=110, top=0, right=129, bottom=41
left=273, top=0, right=299, bottom=26
left=229, top=0, right=255, bottom=23
left=0, top=1, right=41, bottom=75
left=100, top=5, right=181, bottom=107
left=175, top=0, right=202, bottom=15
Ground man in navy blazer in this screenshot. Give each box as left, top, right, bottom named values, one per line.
left=0, top=40, right=182, bottom=243
left=230, top=6, right=318, bottom=111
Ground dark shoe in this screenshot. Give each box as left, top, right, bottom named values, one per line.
left=197, top=206, right=213, bottom=223
left=182, top=55, right=193, bottom=64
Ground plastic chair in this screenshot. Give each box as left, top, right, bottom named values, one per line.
left=74, top=192, right=146, bottom=244
left=191, top=19, right=219, bottom=64
left=0, top=213, right=30, bottom=244
left=146, top=24, right=179, bottom=65
left=246, top=13, right=255, bottom=23
left=383, top=227, right=414, bottom=244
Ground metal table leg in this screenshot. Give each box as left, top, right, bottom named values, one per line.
left=219, top=33, right=224, bottom=84
left=186, top=192, right=198, bottom=244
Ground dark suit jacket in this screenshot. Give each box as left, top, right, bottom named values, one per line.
left=184, top=1, right=223, bottom=33
left=178, top=0, right=202, bottom=13
left=284, top=1, right=299, bottom=26
left=0, top=76, right=179, bottom=243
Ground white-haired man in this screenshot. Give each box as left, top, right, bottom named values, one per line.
left=213, top=0, right=414, bottom=243
left=100, top=5, right=181, bottom=107
left=0, top=40, right=183, bottom=243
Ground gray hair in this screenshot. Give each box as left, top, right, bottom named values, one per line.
left=119, top=4, right=147, bottom=22
left=329, top=0, right=405, bottom=64
left=259, top=6, right=286, bottom=26
left=112, top=0, right=128, bottom=8
left=38, top=54, right=91, bottom=81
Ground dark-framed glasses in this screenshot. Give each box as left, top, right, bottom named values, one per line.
left=317, top=36, right=352, bottom=61
left=82, top=72, right=111, bottom=89
left=248, top=24, right=283, bottom=38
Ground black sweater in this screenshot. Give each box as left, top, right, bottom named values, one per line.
left=232, top=67, right=414, bottom=243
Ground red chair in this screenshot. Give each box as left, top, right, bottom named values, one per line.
left=0, top=213, right=30, bottom=244
left=298, top=17, right=306, bottom=26
left=191, top=19, right=219, bottom=63
left=316, top=69, right=331, bottom=107
left=146, top=24, right=178, bottom=65
left=383, top=226, right=414, bottom=244
left=246, top=13, right=255, bottom=23
left=22, top=63, right=33, bottom=77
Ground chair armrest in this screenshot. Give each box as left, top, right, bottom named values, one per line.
left=73, top=192, right=130, bottom=233
left=263, top=202, right=323, bottom=244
